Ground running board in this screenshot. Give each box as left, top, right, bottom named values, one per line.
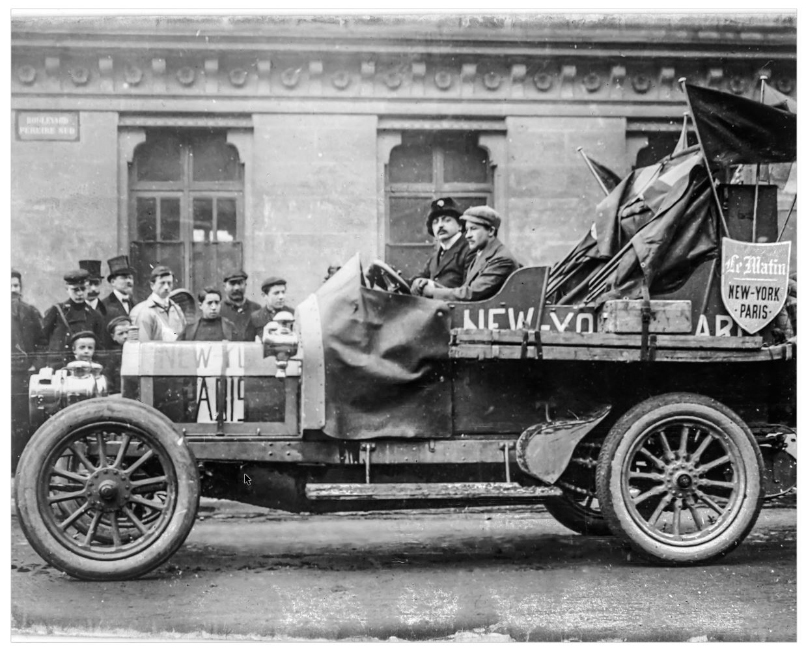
left=305, top=482, right=562, bottom=501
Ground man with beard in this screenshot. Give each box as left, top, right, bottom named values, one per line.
left=102, top=255, right=138, bottom=322
left=410, top=197, right=474, bottom=296
left=422, top=206, right=520, bottom=302
left=41, top=269, right=107, bottom=368
left=130, top=265, right=186, bottom=341
left=79, top=260, right=106, bottom=319
left=245, top=277, right=294, bottom=342
left=179, top=287, right=237, bottom=341
left=220, top=270, right=260, bottom=341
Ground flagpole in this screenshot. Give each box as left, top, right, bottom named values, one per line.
left=679, top=77, right=732, bottom=239
left=751, top=76, right=768, bottom=242
left=576, top=147, right=610, bottom=196
left=777, top=194, right=797, bottom=243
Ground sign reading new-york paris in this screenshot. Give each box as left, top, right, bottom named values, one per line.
left=721, top=238, right=790, bottom=335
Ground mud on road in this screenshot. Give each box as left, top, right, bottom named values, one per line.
left=11, top=499, right=797, bottom=642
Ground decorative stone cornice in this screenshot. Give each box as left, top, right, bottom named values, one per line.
left=11, top=50, right=797, bottom=105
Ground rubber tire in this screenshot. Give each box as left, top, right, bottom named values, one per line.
left=15, top=397, right=200, bottom=581
left=544, top=494, right=612, bottom=536
left=596, top=392, right=763, bottom=565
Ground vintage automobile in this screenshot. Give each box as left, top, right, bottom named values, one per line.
left=15, top=84, right=797, bottom=580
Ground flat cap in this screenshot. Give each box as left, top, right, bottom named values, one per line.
left=261, top=276, right=287, bottom=293
left=149, top=265, right=173, bottom=281
left=69, top=330, right=97, bottom=346
left=461, top=205, right=501, bottom=231
left=64, top=269, right=90, bottom=285
left=79, top=260, right=103, bottom=280
left=224, top=269, right=248, bottom=282
left=107, top=315, right=132, bottom=335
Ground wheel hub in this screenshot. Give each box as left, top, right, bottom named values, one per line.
left=664, top=460, right=699, bottom=497
left=86, top=468, right=132, bottom=512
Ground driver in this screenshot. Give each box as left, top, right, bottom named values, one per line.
left=421, top=206, right=520, bottom=302
left=410, top=197, right=474, bottom=296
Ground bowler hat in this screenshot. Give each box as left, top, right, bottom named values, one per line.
left=425, top=197, right=462, bottom=236
left=69, top=330, right=97, bottom=346
left=461, top=205, right=501, bottom=232
left=79, top=260, right=103, bottom=280
left=64, top=269, right=90, bottom=285
left=149, top=265, right=173, bottom=282
left=261, top=276, right=287, bottom=293
left=224, top=269, right=248, bottom=283
left=107, top=315, right=132, bottom=335
left=107, top=255, right=135, bottom=282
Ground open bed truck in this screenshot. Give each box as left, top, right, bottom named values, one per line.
left=15, top=83, right=796, bottom=580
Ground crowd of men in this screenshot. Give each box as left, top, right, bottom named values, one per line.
left=11, top=256, right=294, bottom=374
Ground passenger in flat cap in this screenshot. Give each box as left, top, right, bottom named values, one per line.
left=129, top=265, right=186, bottom=342
left=41, top=269, right=107, bottom=368
left=421, top=205, right=520, bottom=302
left=102, top=255, right=138, bottom=323
left=410, top=197, right=474, bottom=297
left=220, top=269, right=261, bottom=341
left=79, top=260, right=106, bottom=318
left=245, top=277, right=294, bottom=342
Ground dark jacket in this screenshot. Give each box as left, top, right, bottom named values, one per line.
left=42, top=300, right=107, bottom=368
left=11, top=298, right=45, bottom=372
left=220, top=298, right=261, bottom=341
left=244, top=305, right=295, bottom=342
left=178, top=316, right=237, bottom=341
left=430, top=238, right=520, bottom=302
left=102, top=292, right=137, bottom=323
left=412, top=235, right=474, bottom=289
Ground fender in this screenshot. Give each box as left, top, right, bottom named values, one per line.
left=515, top=405, right=611, bottom=484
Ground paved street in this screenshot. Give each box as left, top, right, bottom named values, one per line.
left=11, top=497, right=797, bottom=642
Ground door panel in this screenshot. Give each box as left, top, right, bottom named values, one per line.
left=191, top=241, right=244, bottom=292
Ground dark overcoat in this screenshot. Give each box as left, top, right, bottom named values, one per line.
left=429, top=238, right=520, bottom=302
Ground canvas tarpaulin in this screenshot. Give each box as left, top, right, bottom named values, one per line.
left=686, top=83, right=797, bottom=168
left=297, top=255, right=452, bottom=440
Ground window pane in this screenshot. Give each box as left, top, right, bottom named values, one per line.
left=192, top=134, right=242, bottom=182
left=389, top=143, right=433, bottom=184
left=136, top=197, right=157, bottom=241
left=161, top=197, right=181, bottom=241
left=217, top=198, right=237, bottom=242
left=193, top=198, right=213, bottom=243
left=135, top=135, right=182, bottom=182
left=443, top=139, right=489, bottom=184
left=452, top=196, right=489, bottom=215
left=389, top=196, right=432, bottom=244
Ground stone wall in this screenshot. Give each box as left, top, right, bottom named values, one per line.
left=11, top=111, right=118, bottom=311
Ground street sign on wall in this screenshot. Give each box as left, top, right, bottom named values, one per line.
left=16, top=111, right=79, bottom=141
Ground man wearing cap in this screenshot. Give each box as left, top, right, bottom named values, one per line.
left=422, top=206, right=520, bottom=302
left=79, top=260, right=107, bottom=319
left=410, top=197, right=474, bottom=297
left=102, top=255, right=138, bottom=322
left=220, top=269, right=261, bottom=341
left=41, top=269, right=107, bottom=368
left=130, top=265, right=186, bottom=342
left=244, top=277, right=294, bottom=342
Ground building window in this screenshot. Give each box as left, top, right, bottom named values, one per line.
left=385, top=132, right=493, bottom=278
left=627, top=119, right=696, bottom=170
left=129, top=129, right=244, bottom=299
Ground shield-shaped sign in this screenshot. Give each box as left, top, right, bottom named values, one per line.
left=721, top=238, right=791, bottom=334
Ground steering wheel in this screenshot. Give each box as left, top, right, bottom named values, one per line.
left=366, top=260, right=412, bottom=295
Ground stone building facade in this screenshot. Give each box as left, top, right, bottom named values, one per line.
left=11, top=14, right=797, bottom=310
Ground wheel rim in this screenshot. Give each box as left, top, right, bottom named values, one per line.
left=621, top=415, right=747, bottom=547
left=37, top=422, right=178, bottom=561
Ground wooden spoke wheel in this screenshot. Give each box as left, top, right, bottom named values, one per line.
left=15, top=398, right=199, bottom=581
left=596, top=393, right=763, bottom=565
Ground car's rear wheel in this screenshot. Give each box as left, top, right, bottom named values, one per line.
left=596, top=393, right=763, bottom=565
left=15, top=397, right=199, bottom=581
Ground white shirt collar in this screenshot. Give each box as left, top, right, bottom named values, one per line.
left=113, top=289, right=131, bottom=303
left=149, top=293, right=169, bottom=309
left=87, top=298, right=99, bottom=309
left=439, top=231, right=463, bottom=251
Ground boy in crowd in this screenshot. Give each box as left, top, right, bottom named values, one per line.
left=178, top=287, right=237, bottom=341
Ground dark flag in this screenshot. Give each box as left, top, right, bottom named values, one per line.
left=586, top=155, right=623, bottom=193
left=685, top=83, right=796, bottom=168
